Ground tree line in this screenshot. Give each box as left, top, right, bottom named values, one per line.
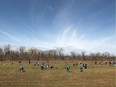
left=0, top=44, right=115, bottom=61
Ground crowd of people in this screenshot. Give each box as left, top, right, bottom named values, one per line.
left=18, top=60, right=88, bottom=73
left=8, top=59, right=114, bottom=73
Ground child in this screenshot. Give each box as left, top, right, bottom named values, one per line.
left=80, top=63, right=83, bottom=72
left=66, top=64, right=70, bottom=72
left=84, top=64, right=87, bottom=69
left=41, top=62, right=45, bottom=70
left=19, top=65, right=25, bottom=72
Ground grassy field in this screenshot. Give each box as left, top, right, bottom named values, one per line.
left=0, top=60, right=115, bottom=87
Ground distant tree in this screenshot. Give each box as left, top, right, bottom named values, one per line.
left=46, top=49, right=58, bottom=60
left=70, top=51, right=77, bottom=60
left=0, top=47, right=3, bottom=54
left=0, top=44, right=115, bottom=61
left=95, top=52, right=101, bottom=61
left=0, top=47, right=4, bottom=61
left=19, top=46, right=25, bottom=53
left=28, top=48, right=38, bottom=60
left=53, top=50, right=58, bottom=60
left=4, top=44, right=11, bottom=53
left=3, top=44, right=11, bottom=60
left=102, top=52, right=110, bottom=61
left=57, top=48, right=64, bottom=60
left=19, top=46, right=26, bottom=60
left=82, top=51, right=86, bottom=61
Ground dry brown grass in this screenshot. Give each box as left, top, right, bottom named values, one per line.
left=0, top=60, right=115, bottom=87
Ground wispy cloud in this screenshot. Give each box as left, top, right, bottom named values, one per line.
left=0, top=31, right=21, bottom=43
left=0, top=30, right=56, bottom=49
left=20, top=38, right=56, bottom=49
left=55, top=27, right=116, bottom=54
left=88, top=35, right=116, bottom=49
left=29, top=0, right=47, bottom=27
left=81, top=35, right=116, bottom=54
left=56, top=27, right=86, bottom=49
left=0, top=28, right=115, bottom=54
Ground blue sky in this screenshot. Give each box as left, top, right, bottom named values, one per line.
left=0, top=0, right=115, bottom=54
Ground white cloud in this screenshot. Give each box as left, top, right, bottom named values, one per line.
left=55, top=27, right=116, bottom=54
left=0, top=31, right=21, bottom=43
left=81, top=35, right=116, bottom=54
left=0, top=30, right=56, bottom=49
left=56, top=27, right=86, bottom=49
left=0, top=29, right=115, bottom=55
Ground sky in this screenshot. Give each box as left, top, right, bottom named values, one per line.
left=0, top=0, right=115, bottom=54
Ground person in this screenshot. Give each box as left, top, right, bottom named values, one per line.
left=41, top=64, right=44, bottom=70
left=33, top=63, right=36, bottom=66
left=36, top=62, right=38, bottom=65
left=19, top=65, right=25, bottom=72
left=47, top=64, right=49, bottom=68
left=29, top=59, right=31, bottom=64
left=33, top=62, right=38, bottom=66
left=66, top=64, right=70, bottom=72
left=19, top=61, right=21, bottom=63
left=73, top=64, right=76, bottom=66
left=109, top=61, right=112, bottom=66
left=50, top=65, right=53, bottom=69
left=80, top=63, right=83, bottom=72
left=105, top=62, right=107, bottom=65
left=41, top=62, right=45, bottom=70
left=95, top=61, right=97, bottom=64
left=83, top=64, right=85, bottom=69
left=84, top=64, right=87, bottom=69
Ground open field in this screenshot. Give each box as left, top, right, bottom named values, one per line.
left=0, top=61, right=115, bottom=87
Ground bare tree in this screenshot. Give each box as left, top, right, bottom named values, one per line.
left=19, top=46, right=25, bottom=53
left=0, top=44, right=115, bottom=61
left=47, top=49, right=58, bottom=60
left=3, top=44, right=11, bottom=60
left=0, top=47, right=3, bottom=61
left=0, top=47, right=3, bottom=54
left=95, top=52, right=101, bottom=61
left=57, top=48, right=64, bottom=60
left=82, top=51, right=86, bottom=61
left=102, top=52, right=110, bottom=61
left=28, top=48, right=38, bottom=59
left=19, top=46, right=26, bottom=60
left=70, top=51, right=77, bottom=60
